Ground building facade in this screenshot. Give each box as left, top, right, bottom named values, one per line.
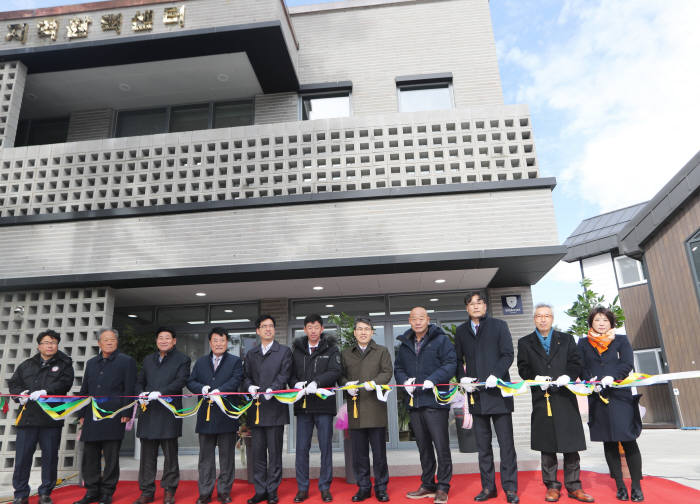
left=0, top=0, right=564, bottom=482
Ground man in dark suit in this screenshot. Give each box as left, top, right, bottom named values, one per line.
left=73, top=328, right=137, bottom=504
left=517, top=304, right=593, bottom=503
left=455, top=292, right=519, bottom=504
left=243, top=315, right=293, bottom=504
left=187, top=327, right=244, bottom=504
left=134, top=327, right=191, bottom=504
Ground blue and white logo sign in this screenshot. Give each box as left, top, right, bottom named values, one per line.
left=501, top=295, right=523, bottom=315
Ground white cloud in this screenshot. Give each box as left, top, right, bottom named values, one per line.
left=504, top=0, right=700, bottom=212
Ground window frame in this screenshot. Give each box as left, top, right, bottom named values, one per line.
left=613, top=254, right=647, bottom=288
left=396, top=80, right=454, bottom=113
left=686, top=228, right=700, bottom=308
left=299, top=90, right=352, bottom=121
left=633, top=348, right=665, bottom=380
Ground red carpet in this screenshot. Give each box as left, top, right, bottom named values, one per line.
left=34, top=471, right=700, bottom=504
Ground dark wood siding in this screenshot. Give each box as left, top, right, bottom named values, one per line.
left=639, top=384, right=675, bottom=425
left=618, top=284, right=661, bottom=349
left=643, top=191, right=700, bottom=427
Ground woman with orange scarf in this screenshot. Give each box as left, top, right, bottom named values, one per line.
left=577, top=307, right=644, bottom=502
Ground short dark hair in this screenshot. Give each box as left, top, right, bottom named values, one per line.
left=464, top=291, right=485, bottom=305
left=354, top=316, right=374, bottom=330
left=255, top=314, right=276, bottom=328
left=587, top=306, right=616, bottom=329
left=37, top=330, right=60, bottom=344
left=209, top=327, right=228, bottom=340
left=303, top=313, right=324, bottom=327
left=155, top=326, right=176, bottom=339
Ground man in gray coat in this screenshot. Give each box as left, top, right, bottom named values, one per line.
left=134, top=327, right=191, bottom=504
left=243, top=314, right=292, bottom=504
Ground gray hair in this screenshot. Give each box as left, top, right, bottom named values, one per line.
left=96, top=327, right=119, bottom=340
left=534, top=303, right=554, bottom=314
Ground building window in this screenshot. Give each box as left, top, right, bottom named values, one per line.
left=614, top=255, right=646, bottom=287
left=170, top=103, right=210, bottom=133
left=634, top=348, right=664, bottom=377
left=301, top=93, right=351, bottom=120
left=397, top=82, right=453, bottom=113
left=116, top=108, right=168, bottom=137
left=214, top=101, right=254, bottom=128
left=14, top=117, right=70, bottom=146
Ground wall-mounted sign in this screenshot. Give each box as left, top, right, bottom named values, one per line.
left=501, top=295, right=523, bottom=315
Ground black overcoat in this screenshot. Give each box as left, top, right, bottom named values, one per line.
left=7, top=350, right=74, bottom=428
left=455, top=315, right=514, bottom=415
left=135, top=348, right=191, bottom=440
left=578, top=334, right=641, bottom=442
left=187, top=351, right=244, bottom=434
left=78, top=350, right=137, bottom=442
left=290, top=334, right=342, bottom=416
left=242, top=341, right=292, bottom=427
left=517, top=330, right=586, bottom=453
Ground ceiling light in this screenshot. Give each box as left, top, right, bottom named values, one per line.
left=211, top=319, right=250, bottom=323
left=434, top=279, right=446, bottom=284
left=217, top=73, right=230, bottom=82
left=224, top=309, right=233, bottom=313
left=430, top=298, right=439, bottom=302
left=187, top=321, right=205, bottom=325
left=118, top=83, right=131, bottom=92
left=26, top=92, right=37, bottom=100
left=325, top=304, right=335, bottom=308
left=313, top=286, right=324, bottom=291
left=195, top=292, right=207, bottom=297
left=127, top=314, right=138, bottom=318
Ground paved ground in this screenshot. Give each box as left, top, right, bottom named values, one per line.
left=1, top=428, right=698, bottom=500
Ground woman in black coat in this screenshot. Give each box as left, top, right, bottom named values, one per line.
left=578, top=307, right=644, bottom=502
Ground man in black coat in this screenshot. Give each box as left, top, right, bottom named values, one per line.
left=394, top=307, right=456, bottom=504
left=74, top=328, right=137, bottom=504
left=517, top=304, right=593, bottom=503
left=243, top=314, right=293, bottom=504
left=187, top=327, right=244, bottom=504
left=455, top=292, right=519, bottom=504
left=290, top=314, right=341, bottom=503
left=8, top=329, right=75, bottom=504
left=134, top=327, right=191, bottom=504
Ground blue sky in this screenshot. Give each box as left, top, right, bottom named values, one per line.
left=11, top=0, right=700, bottom=329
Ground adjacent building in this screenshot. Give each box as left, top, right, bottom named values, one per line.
left=0, top=0, right=564, bottom=482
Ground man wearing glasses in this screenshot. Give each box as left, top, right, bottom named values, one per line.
left=455, top=292, right=519, bottom=503
left=8, top=330, right=75, bottom=504
left=517, top=304, right=593, bottom=503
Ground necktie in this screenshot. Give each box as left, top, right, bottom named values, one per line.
left=310, top=346, right=317, bottom=354
left=474, top=324, right=479, bottom=334
left=214, top=357, right=220, bottom=370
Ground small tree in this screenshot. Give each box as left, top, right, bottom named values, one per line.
left=326, top=312, right=357, bottom=350
left=565, top=278, right=625, bottom=336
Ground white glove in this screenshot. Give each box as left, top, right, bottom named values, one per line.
left=19, top=390, right=29, bottom=405
left=305, top=381, right=318, bottom=395
left=555, top=375, right=570, bottom=387
left=403, top=378, right=416, bottom=394
left=346, top=380, right=359, bottom=396
left=422, top=379, right=434, bottom=390
left=138, top=392, right=149, bottom=405
left=264, top=388, right=273, bottom=400
left=485, top=375, right=498, bottom=389
left=535, top=375, right=552, bottom=391
left=363, top=381, right=374, bottom=391
left=29, top=390, right=47, bottom=401
left=460, top=377, right=477, bottom=393
left=209, top=388, right=220, bottom=397
left=147, top=391, right=161, bottom=401
left=293, top=381, right=307, bottom=391
left=201, top=385, right=211, bottom=398
left=594, top=384, right=603, bottom=393
left=601, top=376, right=615, bottom=388
left=248, top=385, right=260, bottom=397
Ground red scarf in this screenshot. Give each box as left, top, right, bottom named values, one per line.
left=587, top=328, right=616, bottom=355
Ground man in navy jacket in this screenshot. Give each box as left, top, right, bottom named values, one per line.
left=394, top=307, right=456, bottom=504
left=187, top=327, right=243, bottom=504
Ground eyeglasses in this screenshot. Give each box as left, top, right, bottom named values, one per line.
left=39, top=341, right=58, bottom=346
left=467, top=300, right=485, bottom=307
left=259, top=324, right=275, bottom=329
left=535, top=314, right=553, bottom=320
left=355, top=327, right=373, bottom=333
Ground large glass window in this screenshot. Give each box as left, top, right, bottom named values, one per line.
left=116, top=108, right=167, bottom=137
left=170, top=103, right=209, bottom=132
left=14, top=117, right=70, bottom=146
left=214, top=101, right=254, bottom=128
left=398, top=83, right=453, bottom=113
left=301, top=93, right=351, bottom=120
left=614, top=255, right=646, bottom=287
left=634, top=348, right=664, bottom=376
left=689, top=229, right=700, bottom=294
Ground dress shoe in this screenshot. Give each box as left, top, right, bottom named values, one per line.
left=13, top=498, right=29, bottom=504
left=544, top=487, right=560, bottom=502
left=434, top=490, right=448, bottom=504
left=473, top=489, right=497, bottom=501
left=134, top=494, right=154, bottom=504
left=73, top=496, right=100, bottom=504
left=630, top=488, right=644, bottom=502
left=294, top=491, right=308, bottom=503
left=39, top=496, right=53, bottom=504
left=567, top=489, right=594, bottom=502
left=505, top=491, right=519, bottom=504
left=352, top=489, right=372, bottom=502
left=246, top=495, right=267, bottom=504
left=98, top=497, right=112, bottom=504
left=218, top=495, right=232, bottom=504
left=616, top=486, right=629, bottom=501
left=163, top=490, right=175, bottom=504
left=376, top=490, right=390, bottom=502
left=321, top=489, right=333, bottom=502
left=196, top=496, right=212, bottom=504
left=268, top=494, right=279, bottom=504
left=406, top=487, right=436, bottom=499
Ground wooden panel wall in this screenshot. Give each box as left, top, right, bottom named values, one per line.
left=644, top=191, right=700, bottom=427
left=618, top=283, right=661, bottom=349
left=639, top=384, right=675, bottom=425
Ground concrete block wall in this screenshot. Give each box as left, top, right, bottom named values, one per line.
left=0, top=61, right=26, bottom=149
left=0, top=287, right=115, bottom=485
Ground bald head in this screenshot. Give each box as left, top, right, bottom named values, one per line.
left=408, top=306, right=430, bottom=340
